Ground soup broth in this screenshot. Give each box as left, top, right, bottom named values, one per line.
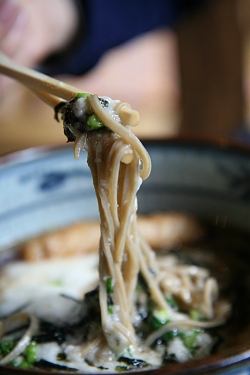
left=0, top=219, right=248, bottom=373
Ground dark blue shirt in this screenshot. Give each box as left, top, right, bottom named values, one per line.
left=43, top=0, right=206, bottom=76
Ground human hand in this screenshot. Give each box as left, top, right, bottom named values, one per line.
left=0, top=0, right=79, bottom=96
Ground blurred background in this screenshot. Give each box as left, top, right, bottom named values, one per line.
left=0, top=0, right=250, bottom=155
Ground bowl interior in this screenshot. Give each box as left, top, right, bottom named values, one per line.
left=1, top=139, right=250, bottom=374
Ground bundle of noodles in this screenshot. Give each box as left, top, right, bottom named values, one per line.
left=71, top=95, right=157, bottom=355
left=59, top=93, right=231, bottom=362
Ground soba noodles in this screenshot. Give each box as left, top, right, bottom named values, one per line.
left=0, top=94, right=230, bottom=372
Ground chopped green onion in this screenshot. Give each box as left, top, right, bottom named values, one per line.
left=106, top=277, right=114, bottom=294
left=163, top=329, right=177, bottom=342
left=178, top=329, right=201, bottom=355
left=87, top=114, right=104, bottom=130
left=151, top=309, right=170, bottom=330
left=76, top=93, right=91, bottom=98
left=189, top=309, right=206, bottom=321
left=25, top=341, right=36, bottom=364
left=0, top=340, right=15, bottom=355
left=108, top=305, right=114, bottom=314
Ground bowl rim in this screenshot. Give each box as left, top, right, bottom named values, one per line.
left=1, top=134, right=250, bottom=166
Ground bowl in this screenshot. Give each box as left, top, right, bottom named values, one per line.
left=1, top=137, right=250, bottom=374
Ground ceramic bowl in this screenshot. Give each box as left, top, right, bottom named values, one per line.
left=1, top=137, right=250, bottom=375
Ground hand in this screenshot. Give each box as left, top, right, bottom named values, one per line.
left=0, top=0, right=79, bottom=95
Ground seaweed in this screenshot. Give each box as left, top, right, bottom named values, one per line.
left=32, top=321, right=68, bottom=344
left=34, top=359, right=78, bottom=372
left=118, top=357, right=149, bottom=369
left=54, top=96, right=109, bottom=142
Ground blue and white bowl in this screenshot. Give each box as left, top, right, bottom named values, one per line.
left=1, top=137, right=250, bottom=375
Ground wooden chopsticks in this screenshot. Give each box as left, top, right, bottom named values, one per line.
left=0, top=51, right=84, bottom=107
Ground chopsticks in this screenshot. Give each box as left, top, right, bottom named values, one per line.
left=0, top=51, right=85, bottom=107
left=27, top=86, right=66, bottom=109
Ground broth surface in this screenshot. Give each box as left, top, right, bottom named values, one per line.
left=0, top=220, right=247, bottom=373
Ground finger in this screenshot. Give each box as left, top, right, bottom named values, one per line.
left=0, top=0, right=22, bottom=40
left=0, top=8, right=27, bottom=58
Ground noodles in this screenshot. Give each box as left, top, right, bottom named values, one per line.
left=0, top=93, right=231, bottom=371
left=0, top=313, right=39, bottom=365
left=61, top=93, right=230, bottom=363
left=77, top=96, right=178, bottom=356
left=88, top=95, right=151, bottom=180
